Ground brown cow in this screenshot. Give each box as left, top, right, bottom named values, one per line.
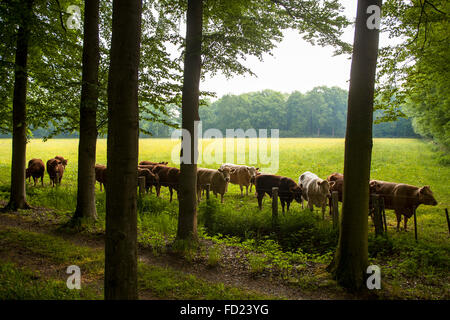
left=151, top=165, right=180, bottom=202
left=95, top=164, right=107, bottom=191
left=197, top=167, right=235, bottom=203
left=220, top=163, right=259, bottom=196
left=255, top=174, right=302, bottom=213
left=26, top=158, right=45, bottom=186
left=370, top=180, right=438, bottom=231
left=46, top=158, right=64, bottom=186
left=327, top=173, right=344, bottom=216
left=137, top=167, right=159, bottom=194
left=327, top=172, right=344, bottom=182
left=139, top=161, right=168, bottom=166
left=54, top=156, right=68, bottom=167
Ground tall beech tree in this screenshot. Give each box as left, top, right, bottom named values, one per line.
left=171, top=0, right=351, bottom=243
left=72, top=0, right=100, bottom=224
left=327, top=0, right=382, bottom=291
left=104, top=0, right=142, bottom=300
left=3, top=0, right=34, bottom=211
left=176, top=0, right=203, bottom=242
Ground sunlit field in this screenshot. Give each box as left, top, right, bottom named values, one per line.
left=1, top=137, right=448, bottom=203
left=1, top=137, right=448, bottom=239
left=0, top=137, right=449, bottom=299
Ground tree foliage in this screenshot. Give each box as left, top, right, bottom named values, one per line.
left=376, top=0, right=449, bottom=150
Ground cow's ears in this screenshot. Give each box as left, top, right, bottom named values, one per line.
left=299, top=183, right=303, bottom=189
left=419, top=186, right=430, bottom=193
left=255, top=167, right=260, bottom=171
left=218, top=168, right=223, bottom=172
left=230, top=168, right=236, bottom=173
left=329, top=181, right=336, bottom=188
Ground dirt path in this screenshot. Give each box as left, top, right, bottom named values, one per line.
left=0, top=206, right=356, bottom=300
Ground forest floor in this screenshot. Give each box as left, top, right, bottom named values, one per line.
left=0, top=201, right=360, bottom=300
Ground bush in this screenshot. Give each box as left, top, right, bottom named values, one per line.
left=198, top=198, right=338, bottom=255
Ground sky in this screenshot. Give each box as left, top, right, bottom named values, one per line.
left=200, top=1, right=361, bottom=100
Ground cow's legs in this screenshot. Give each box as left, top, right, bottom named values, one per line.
left=404, top=215, right=409, bottom=232
left=220, top=194, right=224, bottom=203
left=286, top=201, right=291, bottom=212
left=41, top=176, right=43, bottom=186
left=169, top=188, right=173, bottom=202
left=280, top=200, right=285, bottom=213
left=395, top=212, right=402, bottom=231
left=245, top=185, right=249, bottom=196
left=257, top=192, right=263, bottom=210
left=239, top=185, right=243, bottom=196
left=308, top=201, right=314, bottom=212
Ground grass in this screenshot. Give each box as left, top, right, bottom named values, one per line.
left=0, top=137, right=449, bottom=299
left=0, top=261, right=99, bottom=300
left=0, top=226, right=273, bottom=300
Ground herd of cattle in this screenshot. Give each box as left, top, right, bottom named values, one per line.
left=25, top=158, right=438, bottom=231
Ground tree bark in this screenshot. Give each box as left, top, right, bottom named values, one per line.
left=104, top=0, right=142, bottom=300
left=4, top=0, right=34, bottom=212
left=176, top=0, right=203, bottom=242
left=327, top=0, right=381, bottom=291
left=72, top=0, right=100, bottom=223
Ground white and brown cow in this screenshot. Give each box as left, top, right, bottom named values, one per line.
left=299, top=171, right=333, bottom=218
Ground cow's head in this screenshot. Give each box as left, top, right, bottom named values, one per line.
left=328, top=180, right=336, bottom=195
left=246, top=166, right=259, bottom=178
left=318, top=179, right=331, bottom=196
left=290, top=184, right=303, bottom=203
left=369, top=180, right=382, bottom=194
left=218, top=167, right=235, bottom=182
left=418, top=186, right=438, bottom=206
left=153, top=173, right=160, bottom=184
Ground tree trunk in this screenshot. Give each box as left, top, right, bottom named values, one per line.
left=327, top=0, right=381, bottom=291
left=72, top=0, right=100, bottom=224
left=176, top=0, right=203, bottom=242
left=104, top=0, right=142, bottom=300
left=4, top=0, right=34, bottom=212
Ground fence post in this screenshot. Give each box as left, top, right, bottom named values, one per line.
left=380, top=197, right=387, bottom=234
left=371, top=194, right=384, bottom=237
left=331, top=191, right=339, bottom=230
left=138, top=176, right=146, bottom=196
left=413, top=208, right=418, bottom=242
left=206, top=184, right=210, bottom=200
left=272, top=187, right=279, bottom=222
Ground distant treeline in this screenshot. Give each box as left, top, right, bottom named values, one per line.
left=1, top=86, right=417, bottom=139
left=199, top=87, right=417, bottom=138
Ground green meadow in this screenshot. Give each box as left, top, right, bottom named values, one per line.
left=0, top=138, right=449, bottom=298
